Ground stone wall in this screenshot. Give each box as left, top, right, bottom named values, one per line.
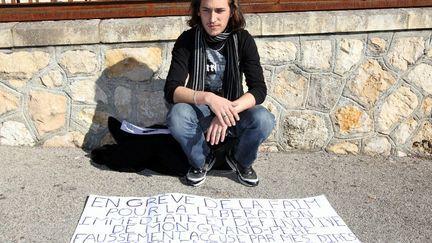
left=1, top=7, right=432, bottom=157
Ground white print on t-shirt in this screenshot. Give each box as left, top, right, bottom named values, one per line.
left=206, top=62, right=217, bottom=73
left=205, top=48, right=226, bottom=95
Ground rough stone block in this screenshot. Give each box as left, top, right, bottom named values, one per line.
left=105, top=47, right=162, bottom=82
left=269, top=67, right=307, bottom=109
left=114, top=86, right=132, bottom=119
left=326, top=141, right=359, bottom=155
left=331, top=98, right=373, bottom=137
left=43, top=131, right=84, bottom=148
left=411, top=120, right=432, bottom=156
left=0, top=22, right=15, bottom=48
left=407, top=7, right=432, bottom=29
left=334, top=38, right=364, bottom=75
left=0, top=51, right=50, bottom=79
left=0, top=121, right=35, bottom=146
left=307, top=74, right=344, bottom=112
left=420, top=96, right=432, bottom=117
left=345, top=59, right=396, bottom=108
left=366, top=9, right=407, bottom=31
left=77, top=107, right=97, bottom=128
left=59, top=49, right=99, bottom=75
left=100, top=17, right=188, bottom=43
left=405, top=63, right=432, bottom=95
left=300, top=39, right=333, bottom=71
left=77, top=107, right=109, bottom=132
left=363, top=136, right=392, bottom=156
left=392, top=117, right=418, bottom=146
left=13, top=20, right=100, bottom=46
left=387, top=36, right=425, bottom=71
left=40, top=70, right=64, bottom=88
left=280, top=111, right=331, bottom=151
left=28, top=90, right=67, bottom=135
left=136, top=91, right=167, bottom=127
left=261, top=11, right=336, bottom=36
left=69, top=77, right=107, bottom=105
left=335, top=11, right=367, bottom=32
left=376, top=86, right=419, bottom=134
left=0, top=86, right=20, bottom=115
left=256, top=38, right=297, bottom=65
left=244, top=14, right=261, bottom=36
left=367, top=35, right=390, bottom=56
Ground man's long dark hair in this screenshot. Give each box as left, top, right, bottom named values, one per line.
left=187, top=0, right=246, bottom=31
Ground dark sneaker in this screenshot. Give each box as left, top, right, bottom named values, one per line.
left=186, top=153, right=216, bottom=187
left=226, top=149, right=259, bottom=187
left=205, top=152, right=216, bottom=172
left=186, top=167, right=207, bottom=186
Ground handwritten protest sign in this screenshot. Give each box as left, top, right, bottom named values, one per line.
left=71, top=193, right=360, bottom=243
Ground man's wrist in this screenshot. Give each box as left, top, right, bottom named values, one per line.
left=200, top=91, right=213, bottom=106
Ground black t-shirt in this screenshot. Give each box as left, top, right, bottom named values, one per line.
left=205, top=46, right=226, bottom=96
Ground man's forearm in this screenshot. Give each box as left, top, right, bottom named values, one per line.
left=173, top=86, right=256, bottom=113
left=233, top=92, right=256, bottom=113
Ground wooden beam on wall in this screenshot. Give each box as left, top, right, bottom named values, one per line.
left=1, top=0, right=432, bottom=22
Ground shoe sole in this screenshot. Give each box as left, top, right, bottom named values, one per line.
left=186, top=177, right=206, bottom=187
left=186, top=174, right=206, bottom=183
left=237, top=175, right=259, bottom=187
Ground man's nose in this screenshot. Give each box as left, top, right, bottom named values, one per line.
left=210, top=11, right=216, bottom=23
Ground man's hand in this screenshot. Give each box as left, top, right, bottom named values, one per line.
left=207, top=93, right=240, bottom=127
left=206, top=117, right=228, bottom=145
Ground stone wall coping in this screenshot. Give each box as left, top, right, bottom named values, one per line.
left=0, top=7, right=431, bottom=48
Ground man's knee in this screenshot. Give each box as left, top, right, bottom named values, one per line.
left=166, top=103, right=196, bottom=130
left=167, top=103, right=193, bottom=122
left=251, top=106, right=275, bottom=131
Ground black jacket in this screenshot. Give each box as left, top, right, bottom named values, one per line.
left=164, top=27, right=266, bottom=105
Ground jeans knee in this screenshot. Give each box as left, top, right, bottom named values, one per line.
left=253, top=107, right=275, bottom=136
left=167, top=103, right=196, bottom=131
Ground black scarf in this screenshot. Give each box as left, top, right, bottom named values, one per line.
left=187, top=25, right=242, bottom=101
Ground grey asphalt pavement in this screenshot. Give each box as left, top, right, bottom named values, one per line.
left=0, top=145, right=431, bottom=243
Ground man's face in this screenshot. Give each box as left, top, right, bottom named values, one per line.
left=198, top=0, right=231, bottom=36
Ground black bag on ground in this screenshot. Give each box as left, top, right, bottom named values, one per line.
left=90, top=117, right=232, bottom=176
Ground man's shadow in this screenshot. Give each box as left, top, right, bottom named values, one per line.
left=82, top=57, right=167, bottom=150
left=81, top=57, right=236, bottom=184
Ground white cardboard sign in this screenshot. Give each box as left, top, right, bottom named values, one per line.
left=71, top=193, right=360, bottom=243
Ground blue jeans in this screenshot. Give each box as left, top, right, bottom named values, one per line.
left=166, top=103, right=275, bottom=169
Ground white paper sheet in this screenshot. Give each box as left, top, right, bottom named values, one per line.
left=70, top=193, right=360, bottom=243
left=120, top=120, right=170, bottom=135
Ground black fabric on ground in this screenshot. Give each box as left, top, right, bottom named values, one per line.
left=90, top=117, right=233, bottom=176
